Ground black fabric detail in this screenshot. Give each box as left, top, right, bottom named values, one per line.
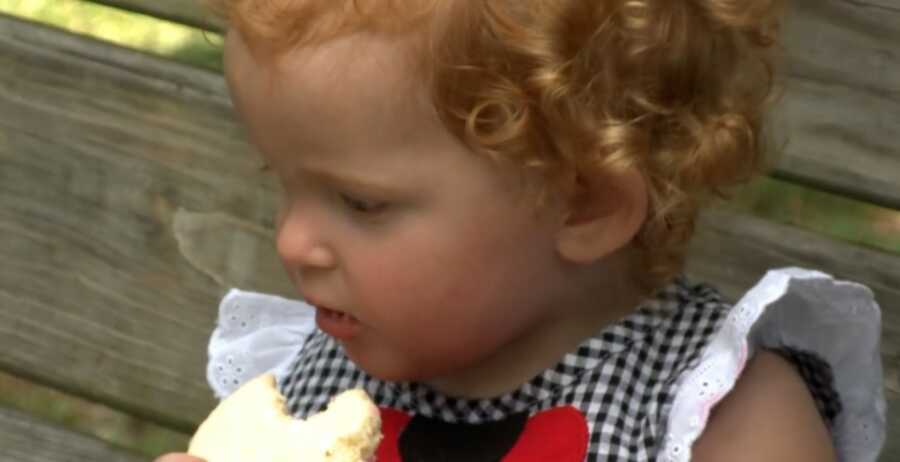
left=774, top=346, right=843, bottom=428
left=398, top=412, right=528, bottom=462
left=280, top=276, right=733, bottom=460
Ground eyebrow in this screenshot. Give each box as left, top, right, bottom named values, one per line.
left=295, top=164, right=408, bottom=197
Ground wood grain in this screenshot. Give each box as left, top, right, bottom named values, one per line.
left=0, top=14, right=290, bottom=432
left=72, top=0, right=900, bottom=208
left=778, top=0, right=900, bottom=209
left=0, top=406, right=148, bottom=462
left=0, top=4, right=897, bottom=460
left=689, top=209, right=900, bottom=460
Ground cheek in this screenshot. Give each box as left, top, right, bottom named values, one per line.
left=342, top=219, right=565, bottom=378
left=348, top=221, right=554, bottom=332
left=348, top=233, right=473, bottom=315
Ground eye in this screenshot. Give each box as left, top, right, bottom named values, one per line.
left=339, top=193, right=388, bottom=214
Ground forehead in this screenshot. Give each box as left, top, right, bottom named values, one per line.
left=223, top=26, right=551, bottom=212
left=280, top=33, right=422, bottom=116
left=224, top=30, right=437, bottom=156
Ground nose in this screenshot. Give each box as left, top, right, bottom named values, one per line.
left=275, top=203, right=337, bottom=272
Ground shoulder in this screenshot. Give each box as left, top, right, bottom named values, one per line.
left=691, top=350, right=837, bottom=462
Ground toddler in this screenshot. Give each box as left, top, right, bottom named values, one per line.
left=158, top=0, right=885, bottom=461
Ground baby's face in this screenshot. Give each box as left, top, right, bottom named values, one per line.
left=224, top=30, right=581, bottom=391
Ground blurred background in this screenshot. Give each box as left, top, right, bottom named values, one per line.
left=0, top=0, right=897, bottom=458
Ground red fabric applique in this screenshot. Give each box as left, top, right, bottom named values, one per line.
left=377, top=408, right=413, bottom=461
left=501, top=406, right=588, bottom=462
left=375, top=406, right=588, bottom=462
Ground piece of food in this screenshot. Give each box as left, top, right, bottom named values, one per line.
left=188, top=373, right=382, bottom=462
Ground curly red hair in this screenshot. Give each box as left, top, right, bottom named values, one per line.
left=207, top=0, right=784, bottom=291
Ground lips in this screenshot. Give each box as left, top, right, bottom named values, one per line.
left=315, top=305, right=363, bottom=340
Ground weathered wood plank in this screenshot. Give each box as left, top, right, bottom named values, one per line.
left=83, top=0, right=223, bottom=32
left=0, top=9, right=897, bottom=460
left=0, top=13, right=291, bottom=432
left=0, top=405, right=149, bottom=462
left=77, top=0, right=900, bottom=210
left=777, top=0, right=900, bottom=210
left=689, top=209, right=900, bottom=461
left=72, top=0, right=900, bottom=208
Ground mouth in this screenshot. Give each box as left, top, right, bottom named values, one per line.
left=315, top=306, right=363, bottom=340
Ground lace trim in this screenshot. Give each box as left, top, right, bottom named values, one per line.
left=207, top=289, right=316, bottom=399
left=660, top=268, right=885, bottom=462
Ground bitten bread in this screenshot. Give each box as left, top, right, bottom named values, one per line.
left=188, top=373, right=382, bottom=462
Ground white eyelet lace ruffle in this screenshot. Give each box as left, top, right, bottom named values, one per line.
left=660, top=267, right=885, bottom=462
left=207, top=289, right=316, bottom=399
left=204, top=269, right=885, bottom=461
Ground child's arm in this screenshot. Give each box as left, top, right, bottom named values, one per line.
left=691, top=350, right=837, bottom=462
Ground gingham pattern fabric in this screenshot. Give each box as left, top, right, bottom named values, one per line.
left=774, top=346, right=843, bottom=429
left=278, top=277, right=838, bottom=461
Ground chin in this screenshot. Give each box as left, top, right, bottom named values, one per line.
left=354, top=359, right=431, bottom=383
left=342, top=343, right=447, bottom=383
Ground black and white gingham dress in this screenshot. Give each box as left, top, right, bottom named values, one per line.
left=277, top=276, right=846, bottom=461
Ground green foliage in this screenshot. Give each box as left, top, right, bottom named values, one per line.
left=1, top=2, right=897, bottom=255
left=0, top=372, right=189, bottom=457
left=725, top=177, right=900, bottom=254
left=0, top=0, right=897, bottom=458
left=2, top=2, right=896, bottom=255
left=0, top=0, right=223, bottom=71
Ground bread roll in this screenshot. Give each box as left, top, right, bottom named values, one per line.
left=188, top=373, right=382, bottom=462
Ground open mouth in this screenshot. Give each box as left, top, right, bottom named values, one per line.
left=319, top=306, right=355, bottom=321
left=315, top=306, right=363, bottom=340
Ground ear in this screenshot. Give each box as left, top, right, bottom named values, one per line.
left=556, top=168, right=648, bottom=264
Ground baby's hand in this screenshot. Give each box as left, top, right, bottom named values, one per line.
left=154, top=453, right=206, bottom=462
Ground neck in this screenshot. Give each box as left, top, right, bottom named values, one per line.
left=425, top=251, right=647, bottom=399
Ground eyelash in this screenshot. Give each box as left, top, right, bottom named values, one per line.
left=339, top=193, right=388, bottom=215
left=257, top=161, right=388, bottom=215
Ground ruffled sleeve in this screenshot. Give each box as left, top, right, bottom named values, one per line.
left=206, top=289, right=317, bottom=399
left=660, top=267, right=886, bottom=462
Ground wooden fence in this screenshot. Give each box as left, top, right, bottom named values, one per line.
left=0, top=0, right=897, bottom=460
